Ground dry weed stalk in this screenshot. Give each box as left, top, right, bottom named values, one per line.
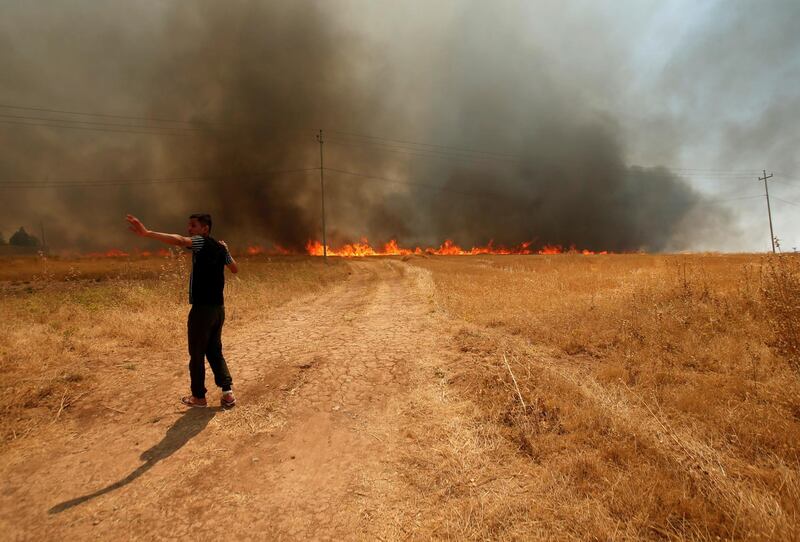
left=502, top=352, right=526, bottom=410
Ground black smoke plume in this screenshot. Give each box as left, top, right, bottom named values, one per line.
left=0, top=1, right=741, bottom=252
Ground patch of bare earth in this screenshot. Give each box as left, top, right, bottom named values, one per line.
left=0, top=260, right=459, bottom=540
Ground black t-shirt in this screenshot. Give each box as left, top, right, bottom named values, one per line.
left=188, top=235, right=233, bottom=305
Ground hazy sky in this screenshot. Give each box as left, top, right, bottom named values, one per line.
left=1, top=0, right=798, bottom=252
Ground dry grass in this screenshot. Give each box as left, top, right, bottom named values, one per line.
left=4, top=251, right=800, bottom=540
left=0, top=253, right=349, bottom=445
left=409, top=254, right=800, bottom=541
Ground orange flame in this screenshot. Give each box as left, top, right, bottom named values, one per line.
left=246, top=245, right=264, bottom=256
left=138, top=248, right=172, bottom=257
left=381, top=239, right=412, bottom=256
left=246, top=244, right=294, bottom=256
left=304, top=239, right=610, bottom=257
left=83, top=248, right=131, bottom=258
left=538, top=245, right=562, bottom=255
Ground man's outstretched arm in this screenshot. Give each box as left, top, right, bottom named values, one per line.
left=126, top=214, right=192, bottom=247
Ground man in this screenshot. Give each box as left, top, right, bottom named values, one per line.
left=126, top=213, right=238, bottom=409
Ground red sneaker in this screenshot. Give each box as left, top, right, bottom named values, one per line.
left=220, top=391, right=236, bottom=409
left=181, top=395, right=207, bottom=408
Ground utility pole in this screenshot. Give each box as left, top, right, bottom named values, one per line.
left=316, top=129, right=328, bottom=262
left=40, top=220, right=47, bottom=253
left=760, top=169, right=775, bottom=253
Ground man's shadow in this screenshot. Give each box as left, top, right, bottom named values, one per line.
left=49, top=407, right=218, bottom=514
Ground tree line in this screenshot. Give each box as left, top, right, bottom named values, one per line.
left=0, top=227, right=41, bottom=247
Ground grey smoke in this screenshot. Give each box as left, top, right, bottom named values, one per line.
left=1, top=0, right=795, bottom=252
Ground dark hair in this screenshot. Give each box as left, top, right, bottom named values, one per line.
left=189, top=213, right=212, bottom=233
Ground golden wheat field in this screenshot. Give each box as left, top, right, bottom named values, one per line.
left=412, top=254, right=800, bottom=540
left=1, top=252, right=799, bottom=540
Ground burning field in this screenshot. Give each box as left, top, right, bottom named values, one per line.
left=305, top=239, right=608, bottom=257
left=55, top=238, right=610, bottom=260
left=2, top=0, right=799, bottom=538
left=1, top=251, right=799, bottom=540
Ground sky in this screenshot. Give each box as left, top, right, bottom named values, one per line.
left=1, top=0, right=798, bottom=252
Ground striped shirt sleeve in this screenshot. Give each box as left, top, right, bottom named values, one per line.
left=190, top=235, right=205, bottom=252
left=189, top=235, right=232, bottom=264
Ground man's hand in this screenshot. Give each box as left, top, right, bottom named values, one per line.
left=218, top=240, right=229, bottom=251
left=125, top=214, right=192, bottom=247
left=126, top=215, right=149, bottom=237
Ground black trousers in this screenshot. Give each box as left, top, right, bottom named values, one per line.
left=187, top=305, right=233, bottom=399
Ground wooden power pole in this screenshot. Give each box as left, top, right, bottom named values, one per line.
left=760, top=169, right=775, bottom=253
left=40, top=220, right=46, bottom=251
left=316, top=129, right=328, bottom=262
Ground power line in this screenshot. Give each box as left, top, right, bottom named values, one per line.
left=769, top=176, right=800, bottom=184
left=0, top=118, right=198, bottom=137
left=0, top=165, right=779, bottom=207
left=329, top=137, right=771, bottom=180
left=652, top=167, right=763, bottom=174
left=325, top=167, right=770, bottom=204
left=0, top=103, right=314, bottom=138
left=329, top=135, right=757, bottom=176
left=772, top=196, right=800, bottom=207
left=328, top=129, right=767, bottom=176
left=327, top=129, right=770, bottom=177
left=326, top=137, right=521, bottom=165
left=327, top=138, right=769, bottom=181
left=0, top=116, right=315, bottom=139
left=672, top=172, right=769, bottom=178
left=0, top=102, right=789, bottom=178
left=0, top=113, right=215, bottom=133
left=0, top=103, right=234, bottom=128
left=0, top=167, right=320, bottom=188
left=0, top=102, right=793, bottom=186
left=326, top=129, right=522, bottom=160
left=694, top=194, right=765, bottom=204
left=0, top=164, right=534, bottom=201
left=0, top=162, right=778, bottom=223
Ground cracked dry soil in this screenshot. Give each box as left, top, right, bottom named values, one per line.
left=1, top=260, right=454, bottom=540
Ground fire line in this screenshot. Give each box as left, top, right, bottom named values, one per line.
left=86, top=240, right=609, bottom=258
left=303, top=239, right=608, bottom=257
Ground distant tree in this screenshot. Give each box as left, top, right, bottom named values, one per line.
left=9, top=227, right=40, bottom=247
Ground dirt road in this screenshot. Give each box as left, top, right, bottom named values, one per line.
left=1, top=260, right=455, bottom=540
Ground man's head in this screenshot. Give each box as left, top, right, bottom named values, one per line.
left=188, top=213, right=212, bottom=236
